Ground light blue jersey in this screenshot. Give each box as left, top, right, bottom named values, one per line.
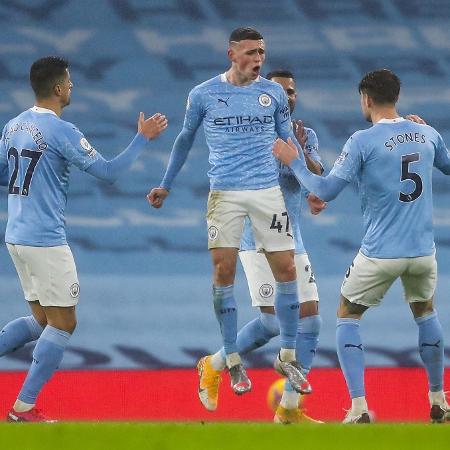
left=241, top=127, right=321, bottom=254
left=330, top=118, right=450, bottom=258
left=0, top=107, right=100, bottom=246
left=161, top=74, right=295, bottom=191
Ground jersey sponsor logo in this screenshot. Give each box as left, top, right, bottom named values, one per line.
left=80, top=137, right=97, bottom=157
left=279, top=104, right=290, bottom=121
left=259, top=283, right=274, bottom=298
left=208, top=226, right=218, bottom=241
left=213, top=115, right=273, bottom=126
left=70, top=283, right=80, bottom=298
left=258, top=93, right=272, bottom=107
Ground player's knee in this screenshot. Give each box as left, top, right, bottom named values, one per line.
left=213, top=262, right=236, bottom=285
left=410, top=300, right=434, bottom=319
left=259, top=312, right=280, bottom=339
left=275, top=264, right=296, bottom=282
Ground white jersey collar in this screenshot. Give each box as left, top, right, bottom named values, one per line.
left=31, top=106, right=57, bottom=116
left=376, top=117, right=406, bottom=124
left=220, top=72, right=261, bottom=84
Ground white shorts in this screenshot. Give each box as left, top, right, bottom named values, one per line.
left=7, top=244, right=80, bottom=307
left=239, top=250, right=319, bottom=307
left=206, top=186, right=294, bottom=252
left=341, top=251, right=437, bottom=307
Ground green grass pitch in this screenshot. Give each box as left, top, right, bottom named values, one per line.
left=1, top=422, right=449, bottom=450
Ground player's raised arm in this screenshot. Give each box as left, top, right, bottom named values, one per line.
left=84, top=112, right=167, bottom=183
left=293, top=120, right=323, bottom=175
left=273, top=138, right=348, bottom=201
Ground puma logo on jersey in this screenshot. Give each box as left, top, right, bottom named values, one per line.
left=218, top=97, right=230, bottom=107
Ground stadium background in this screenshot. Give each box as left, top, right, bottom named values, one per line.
left=0, top=0, right=449, bottom=422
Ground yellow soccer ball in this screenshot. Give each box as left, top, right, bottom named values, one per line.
left=266, top=378, right=286, bottom=412
left=266, top=378, right=304, bottom=412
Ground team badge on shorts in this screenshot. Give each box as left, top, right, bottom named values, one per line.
left=258, top=94, right=272, bottom=107
left=70, top=283, right=80, bottom=298
left=259, top=283, right=274, bottom=298
left=208, top=226, right=219, bottom=241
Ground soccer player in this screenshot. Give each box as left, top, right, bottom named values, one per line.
left=196, top=70, right=325, bottom=423
left=148, top=28, right=310, bottom=397
left=0, top=56, right=168, bottom=422
left=272, top=69, right=450, bottom=423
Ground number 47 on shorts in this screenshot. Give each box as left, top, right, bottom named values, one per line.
left=270, top=212, right=291, bottom=236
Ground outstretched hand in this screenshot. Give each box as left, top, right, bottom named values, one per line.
left=307, top=193, right=327, bottom=215
left=138, top=112, right=168, bottom=140
left=273, top=138, right=299, bottom=166
left=147, top=187, right=169, bottom=208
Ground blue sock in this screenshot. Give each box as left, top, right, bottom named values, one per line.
left=336, top=318, right=365, bottom=398
left=296, top=315, right=322, bottom=374
left=213, top=285, right=238, bottom=355
left=0, top=316, right=43, bottom=357
left=416, top=311, right=444, bottom=392
left=18, top=325, right=71, bottom=404
left=219, top=312, right=280, bottom=359
left=274, top=280, right=299, bottom=349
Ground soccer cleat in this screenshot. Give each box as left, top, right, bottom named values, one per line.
left=342, top=409, right=371, bottom=424
left=197, top=356, right=222, bottom=411
left=228, top=363, right=252, bottom=395
left=430, top=405, right=450, bottom=423
left=6, top=407, right=56, bottom=423
left=274, top=404, right=324, bottom=424
left=429, top=391, right=450, bottom=423
left=273, top=355, right=312, bottom=395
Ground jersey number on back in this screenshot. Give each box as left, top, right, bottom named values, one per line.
left=399, top=153, right=423, bottom=203
left=8, top=147, right=42, bottom=196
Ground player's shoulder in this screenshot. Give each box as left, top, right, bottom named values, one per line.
left=304, top=126, right=318, bottom=139
left=259, top=77, right=285, bottom=94
left=191, top=74, right=223, bottom=94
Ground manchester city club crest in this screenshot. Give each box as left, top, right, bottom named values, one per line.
left=259, top=283, right=274, bottom=298
left=208, top=226, right=218, bottom=241
left=258, top=93, right=272, bottom=107
left=70, top=283, right=80, bottom=298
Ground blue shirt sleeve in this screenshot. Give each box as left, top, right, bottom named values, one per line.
left=59, top=123, right=101, bottom=171
left=290, top=157, right=348, bottom=201
left=433, top=131, right=450, bottom=175
left=85, top=133, right=148, bottom=183
left=305, top=128, right=322, bottom=166
left=0, top=125, right=8, bottom=186
left=329, top=133, right=363, bottom=183
left=160, top=88, right=203, bottom=190
left=274, top=88, right=293, bottom=141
